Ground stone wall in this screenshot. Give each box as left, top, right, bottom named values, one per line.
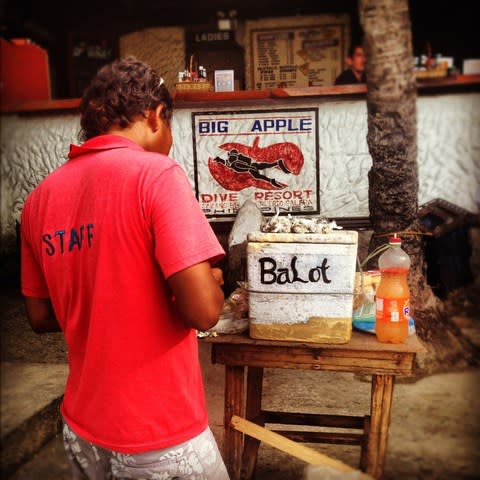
left=0, top=113, right=80, bottom=254
left=1, top=92, right=479, bottom=255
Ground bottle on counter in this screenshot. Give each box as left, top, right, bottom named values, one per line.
left=375, top=235, right=411, bottom=344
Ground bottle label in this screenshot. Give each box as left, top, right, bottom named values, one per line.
left=376, top=297, right=410, bottom=323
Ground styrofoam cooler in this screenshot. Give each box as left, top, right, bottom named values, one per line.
left=247, top=230, right=358, bottom=343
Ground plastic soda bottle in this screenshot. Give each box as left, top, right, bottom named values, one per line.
left=375, top=236, right=411, bottom=343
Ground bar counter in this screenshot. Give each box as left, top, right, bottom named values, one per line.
left=2, top=74, right=479, bottom=257
left=1, top=74, right=479, bottom=113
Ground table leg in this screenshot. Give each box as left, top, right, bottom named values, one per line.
left=241, top=367, right=264, bottom=480
left=224, top=365, right=245, bottom=480
left=359, top=415, right=371, bottom=472
left=365, top=374, right=395, bottom=479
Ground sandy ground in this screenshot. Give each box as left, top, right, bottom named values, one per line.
left=7, top=367, right=480, bottom=480
left=2, top=282, right=480, bottom=480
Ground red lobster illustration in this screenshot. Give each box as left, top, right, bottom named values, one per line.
left=208, top=136, right=304, bottom=191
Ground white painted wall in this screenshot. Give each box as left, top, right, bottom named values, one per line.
left=1, top=92, right=479, bottom=254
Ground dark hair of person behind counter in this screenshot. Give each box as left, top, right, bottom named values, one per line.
left=348, top=43, right=363, bottom=58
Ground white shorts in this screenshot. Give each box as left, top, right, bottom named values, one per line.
left=62, top=420, right=230, bottom=480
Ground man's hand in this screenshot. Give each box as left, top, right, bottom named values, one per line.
left=168, top=262, right=225, bottom=331
left=211, top=267, right=224, bottom=286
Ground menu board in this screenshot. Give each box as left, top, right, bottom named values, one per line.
left=251, top=24, right=345, bottom=89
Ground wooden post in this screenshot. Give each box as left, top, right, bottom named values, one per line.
left=366, top=374, right=395, bottom=478
left=224, top=366, right=245, bottom=479
left=241, top=367, right=264, bottom=479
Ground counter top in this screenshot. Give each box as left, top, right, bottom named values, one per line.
left=0, top=98, right=82, bottom=114
left=2, top=74, right=479, bottom=114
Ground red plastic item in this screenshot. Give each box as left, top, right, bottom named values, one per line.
left=0, top=38, right=51, bottom=104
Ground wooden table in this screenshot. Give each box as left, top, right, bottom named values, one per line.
left=202, top=331, right=424, bottom=480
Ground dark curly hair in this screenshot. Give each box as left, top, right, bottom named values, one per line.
left=79, top=56, right=173, bottom=141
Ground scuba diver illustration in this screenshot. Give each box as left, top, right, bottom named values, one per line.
left=213, top=149, right=290, bottom=189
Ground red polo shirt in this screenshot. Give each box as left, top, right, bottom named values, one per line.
left=21, top=135, right=225, bottom=453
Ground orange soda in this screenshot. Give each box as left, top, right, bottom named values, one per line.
left=375, top=236, right=411, bottom=343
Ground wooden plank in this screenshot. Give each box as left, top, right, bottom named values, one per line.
left=203, top=331, right=425, bottom=354
left=270, top=430, right=365, bottom=445
left=270, top=85, right=367, bottom=97
left=231, top=415, right=374, bottom=479
left=213, top=346, right=416, bottom=375
left=214, top=355, right=413, bottom=375
left=262, top=411, right=366, bottom=429
left=173, top=89, right=272, bottom=102
left=212, top=342, right=416, bottom=360
left=214, top=350, right=411, bottom=370
left=230, top=345, right=415, bottom=362
left=0, top=98, right=80, bottom=113
left=416, top=73, right=480, bottom=88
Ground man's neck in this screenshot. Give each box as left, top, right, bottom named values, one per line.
left=352, top=69, right=364, bottom=81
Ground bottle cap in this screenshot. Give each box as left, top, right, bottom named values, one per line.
left=388, top=236, right=402, bottom=245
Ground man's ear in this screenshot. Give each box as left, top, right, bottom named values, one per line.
left=346, top=56, right=353, bottom=67
left=147, top=104, right=165, bottom=132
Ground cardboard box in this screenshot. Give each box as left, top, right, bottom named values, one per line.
left=247, top=230, right=358, bottom=344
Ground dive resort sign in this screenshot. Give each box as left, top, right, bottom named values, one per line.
left=192, top=108, right=319, bottom=219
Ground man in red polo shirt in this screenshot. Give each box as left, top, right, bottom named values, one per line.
left=21, top=56, right=229, bottom=479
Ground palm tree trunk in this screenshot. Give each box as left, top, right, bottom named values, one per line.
left=358, top=0, right=478, bottom=373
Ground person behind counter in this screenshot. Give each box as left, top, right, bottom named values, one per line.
left=20, top=56, right=230, bottom=479
left=335, top=44, right=366, bottom=85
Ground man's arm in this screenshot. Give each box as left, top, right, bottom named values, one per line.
left=168, top=262, right=224, bottom=332
left=24, top=297, right=62, bottom=333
